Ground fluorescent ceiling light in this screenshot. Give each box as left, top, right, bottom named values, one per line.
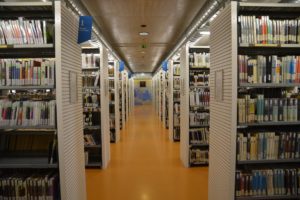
left=199, top=31, right=210, bottom=35
left=139, top=32, right=149, bottom=36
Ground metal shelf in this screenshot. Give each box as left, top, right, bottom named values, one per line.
left=0, top=85, right=55, bottom=90
left=0, top=126, right=56, bottom=131
left=85, top=162, right=102, bottom=168
left=0, top=44, right=54, bottom=48
left=82, top=86, right=100, bottom=90
left=237, top=121, right=300, bottom=128
left=0, top=157, right=58, bottom=169
left=237, top=159, right=300, bottom=165
left=84, top=145, right=101, bottom=148
left=190, top=143, right=209, bottom=147
left=190, top=124, right=209, bottom=128
left=190, top=86, right=210, bottom=89
left=84, top=126, right=101, bottom=130
left=238, top=83, right=300, bottom=88
left=82, top=67, right=99, bottom=71
left=239, top=43, right=300, bottom=48
left=236, top=195, right=300, bottom=200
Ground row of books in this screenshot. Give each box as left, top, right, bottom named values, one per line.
left=238, top=55, right=300, bottom=84
left=189, top=112, right=209, bottom=126
left=236, top=168, right=300, bottom=197
left=0, top=18, right=53, bottom=45
left=109, top=92, right=115, bottom=102
left=108, top=66, right=114, bottom=77
left=174, top=114, right=180, bottom=127
left=189, top=53, right=210, bottom=68
left=83, top=93, right=100, bottom=108
left=81, top=53, right=100, bottom=69
left=173, top=127, right=180, bottom=140
left=238, top=95, right=299, bottom=124
left=83, top=112, right=100, bottom=126
left=239, top=15, right=300, bottom=45
left=0, top=100, right=56, bottom=127
left=173, top=77, right=180, bottom=90
left=84, top=134, right=99, bottom=146
left=109, top=118, right=115, bottom=129
left=109, top=79, right=114, bottom=89
left=190, top=128, right=209, bottom=144
left=0, top=59, right=55, bottom=86
left=189, top=73, right=209, bottom=87
left=237, top=132, right=300, bottom=161
left=82, top=72, right=100, bottom=87
left=0, top=171, right=59, bottom=200
left=189, top=89, right=210, bottom=107
left=190, top=149, right=209, bottom=164
left=173, top=64, right=180, bottom=76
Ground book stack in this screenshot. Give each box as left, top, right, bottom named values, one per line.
left=0, top=18, right=53, bottom=45
left=109, top=79, right=114, bottom=89
left=238, top=95, right=298, bottom=124
left=0, top=100, right=56, bottom=127
left=237, top=132, right=300, bottom=161
left=239, top=15, right=300, bottom=45
left=84, top=134, right=99, bottom=146
left=190, top=128, right=209, bottom=145
left=108, top=66, right=114, bottom=77
left=174, top=77, right=180, bottom=90
left=81, top=53, right=100, bottom=68
left=173, top=64, right=180, bottom=76
left=189, top=112, right=210, bottom=126
left=0, top=59, right=55, bottom=86
left=190, top=149, right=209, bottom=165
left=239, top=55, right=300, bottom=84
left=0, top=171, right=59, bottom=199
left=236, top=168, right=300, bottom=197
left=82, top=72, right=100, bottom=87
left=189, top=52, right=210, bottom=68
left=189, top=89, right=210, bottom=107
left=83, top=93, right=100, bottom=108
left=189, top=71, right=209, bottom=87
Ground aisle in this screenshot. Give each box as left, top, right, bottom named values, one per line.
left=86, top=105, right=208, bottom=200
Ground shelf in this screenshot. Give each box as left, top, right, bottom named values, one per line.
left=0, top=85, right=55, bottom=90
left=190, top=125, right=209, bottom=128
left=0, top=157, right=58, bottom=169
left=190, top=162, right=209, bottom=166
left=238, top=83, right=300, bottom=88
left=85, top=162, right=102, bottom=168
left=239, top=43, right=300, bottom=48
left=190, top=86, right=210, bottom=89
left=189, top=67, right=210, bottom=70
left=190, top=105, right=209, bottom=109
left=236, top=195, right=300, bottom=200
left=84, top=145, right=101, bottom=148
left=190, top=143, right=209, bottom=147
left=82, top=86, right=100, bottom=90
left=0, top=126, right=56, bottom=131
left=82, top=67, right=99, bottom=71
left=237, top=159, right=300, bottom=165
left=0, top=2, right=52, bottom=6
left=237, top=121, right=300, bottom=128
left=84, top=126, right=101, bottom=130
left=0, top=44, right=54, bottom=49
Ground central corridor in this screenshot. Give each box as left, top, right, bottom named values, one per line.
left=86, top=105, right=208, bottom=200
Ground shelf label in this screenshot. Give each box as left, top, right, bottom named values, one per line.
left=119, top=61, right=125, bottom=72
left=78, top=16, right=93, bottom=44
left=162, top=60, right=168, bottom=71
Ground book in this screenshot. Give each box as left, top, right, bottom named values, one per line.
left=189, top=128, right=209, bottom=144
left=237, top=132, right=300, bottom=161
left=239, top=15, right=300, bottom=45
left=239, top=55, right=300, bottom=84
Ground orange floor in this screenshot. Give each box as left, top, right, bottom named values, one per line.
left=86, top=105, right=208, bottom=200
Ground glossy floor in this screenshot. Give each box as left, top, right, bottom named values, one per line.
left=86, top=105, right=208, bottom=200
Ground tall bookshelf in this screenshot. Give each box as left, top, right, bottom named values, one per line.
left=129, top=77, right=134, bottom=114
left=169, top=60, right=181, bottom=142
left=180, top=45, right=210, bottom=167
left=209, top=2, right=300, bottom=200
left=121, top=70, right=128, bottom=127
left=119, top=69, right=123, bottom=130
left=0, top=1, right=86, bottom=199
left=108, top=60, right=120, bottom=143
left=164, top=70, right=169, bottom=129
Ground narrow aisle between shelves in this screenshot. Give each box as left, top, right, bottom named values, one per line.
left=86, top=105, right=208, bottom=200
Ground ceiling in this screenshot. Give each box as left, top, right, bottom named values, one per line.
left=81, top=0, right=207, bottom=73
